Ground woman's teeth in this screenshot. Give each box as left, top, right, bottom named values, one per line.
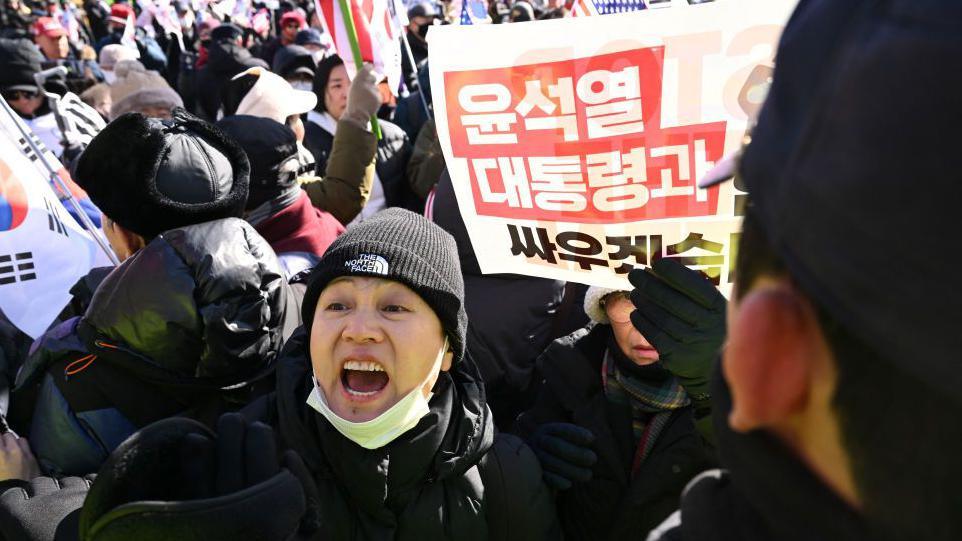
left=344, top=360, right=385, bottom=372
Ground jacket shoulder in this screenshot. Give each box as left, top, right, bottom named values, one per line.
left=479, top=433, right=560, bottom=540
left=537, top=324, right=607, bottom=388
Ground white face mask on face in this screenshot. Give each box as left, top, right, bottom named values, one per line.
left=306, top=337, right=449, bottom=450
left=291, top=80, right=313, bottom=92
left=103, top=71, right=116, bottom=85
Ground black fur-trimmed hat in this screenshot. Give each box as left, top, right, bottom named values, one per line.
left=76, top=108, right=250, bottom=239
left=301, top=208, right=467, bottom=364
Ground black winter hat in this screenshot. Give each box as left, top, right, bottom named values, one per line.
left=301, top=208, right=468, bottom=363
left=216, top=115, right=299, bottom=210
left=0, top=38, right=43, bottom=92
left=737, top=1, right=962, bottom=403
left=76, top=107, right=250, bottom=239
left=210, top=22, right=243, bottom=42
left=272, top=44, right=315, bottom=80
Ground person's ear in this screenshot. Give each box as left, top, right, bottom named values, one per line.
left=108, top=220, right=146, bottom=260
left=724, top=279, right=821, bottom=433
left=440, top=349, right=453, bottom=372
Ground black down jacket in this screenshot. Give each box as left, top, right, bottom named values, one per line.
left=515, top=325, right=716, bottom=541
left=193, top=40, right=268, bottom=121
left=431, top=170, right=566, bottom=429
left=241, top=328, right=560, bottom=540
left=16, top=218, right=300, bottom=476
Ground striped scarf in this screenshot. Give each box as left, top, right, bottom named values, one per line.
left=601, top=348, right=690, bottom=476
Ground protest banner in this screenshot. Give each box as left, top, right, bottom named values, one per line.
left=0, top=106, right=113, bottom=338
left=428, top=0, right=797, bottom=294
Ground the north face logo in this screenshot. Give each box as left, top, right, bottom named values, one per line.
left=344, top=254, right=389, bottom=275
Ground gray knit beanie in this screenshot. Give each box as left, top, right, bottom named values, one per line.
left=301, top=208, right=467, bottom=363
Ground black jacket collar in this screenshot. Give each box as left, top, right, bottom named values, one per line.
left=676, top=369, right=870, bottom=541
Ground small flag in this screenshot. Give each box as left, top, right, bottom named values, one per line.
left=0, top=115, right=111, bottom=337
left=317, top=0, right=403, bottom=93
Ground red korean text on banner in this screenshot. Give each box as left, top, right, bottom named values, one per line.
left=442, top=47, right=726, bottom=224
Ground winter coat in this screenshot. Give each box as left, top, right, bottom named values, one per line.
left=252, top=191, right=344, bottom=278
left=646, top=371, right=869, bottom=541
left=304, top=116, right=422, bottom=213
left=193, top=39, right=268, bottom=121
left=394, top=64, right=432, bottom=142
left=240, top=328, right=561, bottom=540
left=14, top=218, right=299, bottom=476
left=297, top=119, right=377, bottom=226
left=407, top=117, right=443, bottom=199
left=431, top=170, right=565, bottom=428
left=515, top=325, right=716, bottom=541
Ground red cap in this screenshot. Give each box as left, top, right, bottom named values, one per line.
left=279, top=10, right=306, bottom=28
left=32, top=16, right=66, bottom=38
left=109, top=3, right=134, bottom=25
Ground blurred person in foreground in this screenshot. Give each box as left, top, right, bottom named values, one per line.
left=649, top=1, right=962, bottom=540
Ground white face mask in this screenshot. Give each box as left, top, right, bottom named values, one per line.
left=306, top=337, right=448, bottom=450
left=291, top=80, right=313, bottom=92
left=103, top=71, right=116, bottom=85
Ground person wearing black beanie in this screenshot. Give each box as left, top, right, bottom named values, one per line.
left=52, top=207, right=560, bottom=541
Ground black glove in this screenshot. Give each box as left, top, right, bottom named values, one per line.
left=528, top=423, right=597, bottom=491
left=0, top=475, right=93, bottom=541
left=78, top=413, right=318, bottom=541
left=628, top=257, right=726, bottom=401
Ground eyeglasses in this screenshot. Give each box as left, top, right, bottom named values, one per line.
left=2, top=89, right=39, bottom=101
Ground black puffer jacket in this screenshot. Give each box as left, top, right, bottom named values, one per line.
left=431, top=170, right=565, bottom=429
left=17, top=218, right=299, bottom=476
left=515, top=325, right=716, bottom=541
left=241, top=328, right=560, bottom=540
left=194, top=40, right=268, bottom=121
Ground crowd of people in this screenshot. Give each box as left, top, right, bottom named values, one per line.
left=0, top=0, right=959, bottom=539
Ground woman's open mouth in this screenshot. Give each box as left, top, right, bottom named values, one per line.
left=340, top=359, right=389, bottom=402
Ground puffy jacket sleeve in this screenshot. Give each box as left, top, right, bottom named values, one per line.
left=479, top=433, right=560, bottom=541
left=406, top=118, right=445, bottom=199
left=299, top=119, right=376, bottom=225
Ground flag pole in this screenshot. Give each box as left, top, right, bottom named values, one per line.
left=0, top=97, right=120, bottom=266
left=397, top=25, right=432, bottom=120
left=336, top=0, right=382, bottom=139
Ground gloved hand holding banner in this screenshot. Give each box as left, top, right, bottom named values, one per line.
left=428, top=0, right=796, bottom=294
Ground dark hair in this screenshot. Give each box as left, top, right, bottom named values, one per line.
left=735, top=208, right=962, bottom=540
left=311, top=54, right=343, bottom=113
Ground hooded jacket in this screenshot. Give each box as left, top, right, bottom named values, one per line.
left=515, top=325, right=716, bottom=541
left=194, top=40, right=268, bottom=121
left=241, top=328, right=559, bottom=540
left=17, top=218, right=299, bottom=476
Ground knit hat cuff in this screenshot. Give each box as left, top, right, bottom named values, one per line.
left=110, top=88, right=185, bottom=120
left=584, top=285, right=622, bottom=325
